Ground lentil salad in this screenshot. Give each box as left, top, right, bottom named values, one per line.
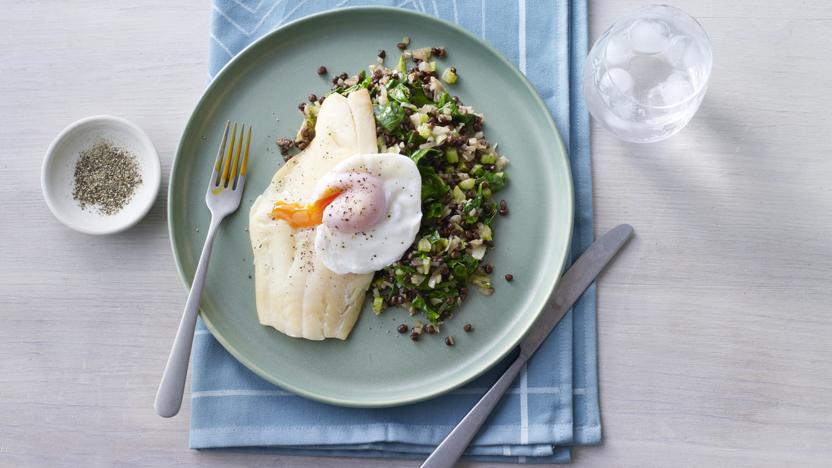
left=278, top=40, right=510, bottom=328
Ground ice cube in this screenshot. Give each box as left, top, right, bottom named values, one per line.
left=629, top=19, right=670, bottom=54
left=645, top=73, right=694, bottom=107
left=665, top=36, right=692, bottom=69
left=604, top=34, right=634, bottom=66
left=646, top=85, right=666, bottom=107
left=599, top=68, right=634, bottom=96
left=683, top=42, right=705, bottom=72
left=659, top=73, right=694, bottom=105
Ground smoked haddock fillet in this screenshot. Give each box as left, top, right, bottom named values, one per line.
left=249, top=90, right=377, bottom=340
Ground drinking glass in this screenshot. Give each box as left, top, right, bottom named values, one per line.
left=583, top=4, right=713, bottom=143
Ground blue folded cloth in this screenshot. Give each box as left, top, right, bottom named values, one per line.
left=194, top=0, right=597, bottom=463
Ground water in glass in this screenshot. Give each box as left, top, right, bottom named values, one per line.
left=583, top=5, right=713, bottom=143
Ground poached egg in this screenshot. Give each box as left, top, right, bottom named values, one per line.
left=271, top=153, right=421, bottom=274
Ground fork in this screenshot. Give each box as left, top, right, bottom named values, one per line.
left=155, top=121, right=252, bottom=418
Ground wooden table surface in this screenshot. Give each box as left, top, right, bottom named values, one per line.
left=2, top=1, right=831, bottom=467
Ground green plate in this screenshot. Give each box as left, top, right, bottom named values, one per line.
left=169, top=6, right=573, bottom=407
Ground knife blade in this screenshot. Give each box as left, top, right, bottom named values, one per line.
left=421, top=224, right=635, bottom=468
left=520, top=223, right=634, bottom=358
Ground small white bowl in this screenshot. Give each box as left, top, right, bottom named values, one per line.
left=41, top=115, right=161, bottom=235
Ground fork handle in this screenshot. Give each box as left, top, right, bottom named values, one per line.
left=155, top=216, right=221, bottom=418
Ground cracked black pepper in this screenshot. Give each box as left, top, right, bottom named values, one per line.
left=72, top=141, right=142, bottom=216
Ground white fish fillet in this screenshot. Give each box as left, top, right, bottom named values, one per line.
left=249, top=90, right=377, bottom=340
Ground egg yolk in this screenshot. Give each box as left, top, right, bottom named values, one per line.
left=271, top=188, right=342, bottom=229
left=272, top=172, right=387, bottom=233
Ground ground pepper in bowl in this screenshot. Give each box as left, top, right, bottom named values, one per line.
left=72, top=141, right=142, bottom=216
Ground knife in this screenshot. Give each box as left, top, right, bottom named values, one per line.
left=420, top=224, right=634, bottom=468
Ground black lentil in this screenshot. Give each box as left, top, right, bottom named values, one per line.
left=397, top=324, right=409, bottom=334
left=463, top=323, right=473, bottom=332
left=377, top=49, right=386, bottom=59
left=317, top=65, right=327, bottom=75
left=308, top=93, right=317, bottom=102
left=276, top=138, right=295, bottom=159
left=445, top=336, right=455, bottom=346
left=505, top=274, right=514, bottom=282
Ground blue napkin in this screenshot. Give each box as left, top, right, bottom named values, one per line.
left=193, top=0, right=597, bottom=463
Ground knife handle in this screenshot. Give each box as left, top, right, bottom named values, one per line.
left=420, top=354, right=528, bottom=468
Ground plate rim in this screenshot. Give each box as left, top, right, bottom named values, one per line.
left=168, top=5, right=574, bottom=407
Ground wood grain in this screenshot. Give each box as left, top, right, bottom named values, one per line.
left=1, top=1, right=830, bottom=467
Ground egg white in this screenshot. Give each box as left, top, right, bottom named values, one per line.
left=314, top=153, right=422, bottom=275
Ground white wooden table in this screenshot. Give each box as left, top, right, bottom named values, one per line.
left=2, top=1, right=831, bottom=466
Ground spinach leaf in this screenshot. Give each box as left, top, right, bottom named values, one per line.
left=482, top=171, right=508, bottom=191
left=373, top=102, right=406, bottom=132
left=404, top=130, right=426, bottom=148
left=424, top=202, right=444, bottom=220
left=388, top=83, right=411, bottom=103
left=437, top=95, right=476, bottom=125
left=419, top=166, right=449, bottom=201
left=448, top=254, right=479, bottom=281
left=409, top=84, right=434, bottom=106
left=462, top=194, right=483, bottom=224
left=409, top=148, right=441, bottom=165
left=436, top=91, right=452, bottom=108
left=411, top=295, right=440, bottom=322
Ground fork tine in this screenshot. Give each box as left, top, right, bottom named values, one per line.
left=241, top=126, right=252, bottom=176
left=211, top=121, right=231, bottom=187
left=235, top=126, right=253, bottom=190
left=221, top=123, right=238, bottom=187
left=229, top=124, right=244, bottom=184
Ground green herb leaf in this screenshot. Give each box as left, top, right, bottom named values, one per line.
left=405, top=130, right=426, bottom=148
left=462, top=194, right=483, bottom=224
left=424, top=202, right=444, bottom=220
left=483, top=201, right=498, bottom=225
left=396, top=54, right=407, bottom=74
left=410, top=148, right=440, bottom=165
left=412, top=295, right=440, bottom=322
left=448, top=254, right=479, bottom=281
left=373, top=102, right=406, bottom=132
left=337, top=74, right=373, bottom=95
left=409, top=84, right=434, bottom=106
left=471, top=273, right=494, bottom=295
left=419, top=166, right=449, bottom=201
left=483, top=171, right=508, bottom=191
left=437, top=91, right=452, bottom=108
left=388, top=83, right=412, bottom=103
